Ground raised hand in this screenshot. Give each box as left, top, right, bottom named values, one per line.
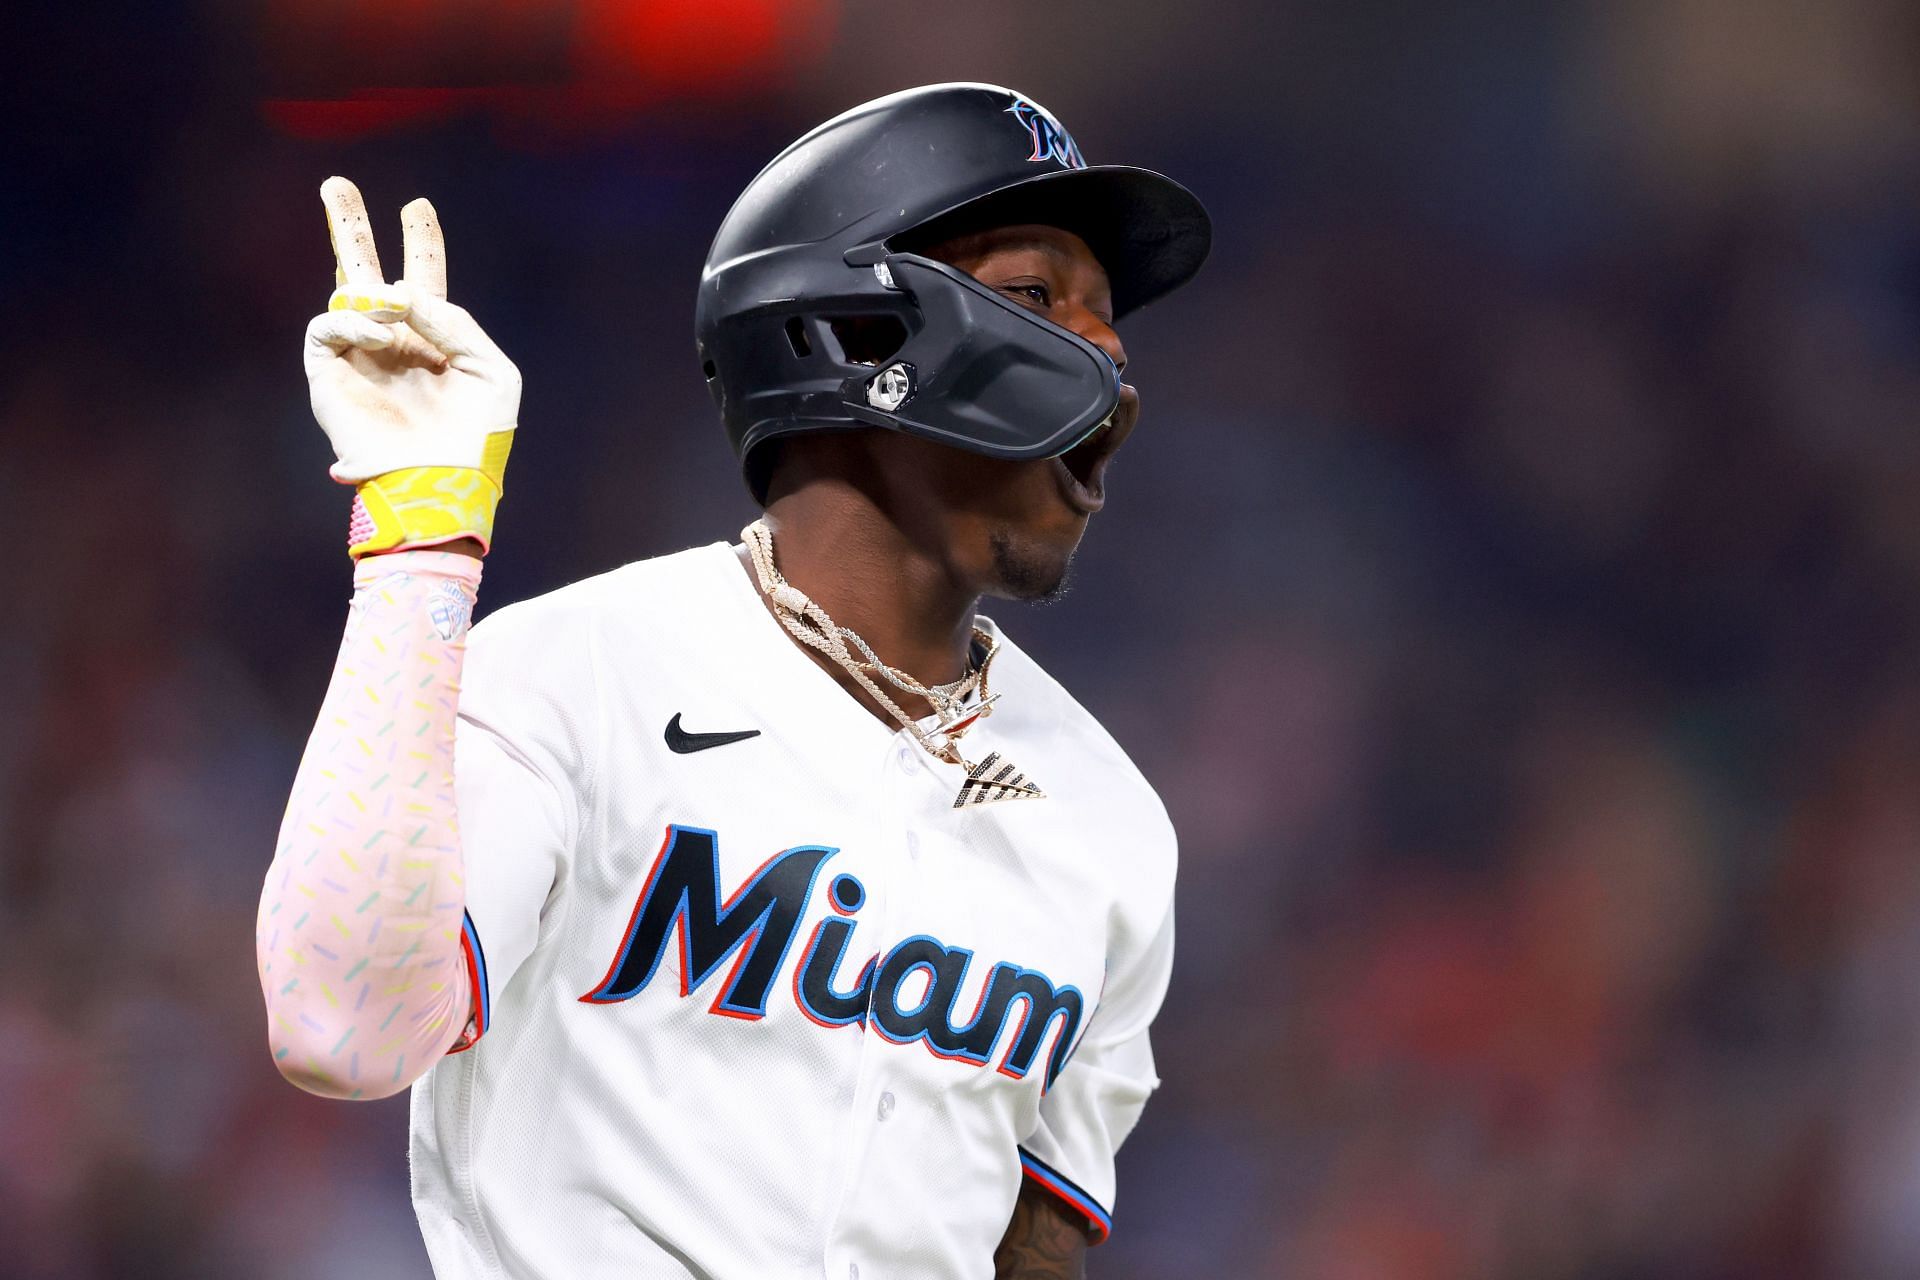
left=302, top=177, right=521, bottom=555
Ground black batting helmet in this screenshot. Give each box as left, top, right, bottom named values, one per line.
left=695, top=82, right=1212, bottom=503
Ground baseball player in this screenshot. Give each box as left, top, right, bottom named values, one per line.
left=256, top=83, right=1210, bottom=1279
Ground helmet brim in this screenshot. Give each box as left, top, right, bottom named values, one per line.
left=888, top=164, right=1212, bottom=321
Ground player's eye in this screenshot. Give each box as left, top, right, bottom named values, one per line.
left=998, top=280, right=1051, bottom=310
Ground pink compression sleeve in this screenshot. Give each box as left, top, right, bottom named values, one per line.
left=256, top=549, right=483, bottom=1100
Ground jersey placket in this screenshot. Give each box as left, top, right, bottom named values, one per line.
left=817, top=725, right=950, bottom=1280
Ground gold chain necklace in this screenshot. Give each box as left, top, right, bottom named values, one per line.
left=742, top=520, right=1044, bottom=808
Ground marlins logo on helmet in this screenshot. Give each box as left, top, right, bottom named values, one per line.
left=1006, top=95, right=1086, bottom=168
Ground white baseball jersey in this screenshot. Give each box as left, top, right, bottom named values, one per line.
left=408, top=541, right=1177, bottom=1279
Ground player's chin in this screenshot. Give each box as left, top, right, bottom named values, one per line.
left=985, top=525, right=1079, bottom=603
left=979, top=471, right=1090, bottom=602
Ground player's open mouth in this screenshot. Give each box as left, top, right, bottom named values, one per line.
left=1054, top=407, right=1134, bottom=515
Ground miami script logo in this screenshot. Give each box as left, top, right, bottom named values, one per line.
left=581, top=825, right=1087, bottom=1090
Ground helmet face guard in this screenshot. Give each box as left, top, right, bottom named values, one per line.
left=695, top=83, right=1209, bottom=502
left=727, top=253, right=1122, bottom=476
left=848, top=254, right=1122, bottom=460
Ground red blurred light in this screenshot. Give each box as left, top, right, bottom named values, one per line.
left=264, top=89, right=480, bottom=141
left=260, top=0, right=837, bottom=140
left=577, top=0, right=788, bottom=88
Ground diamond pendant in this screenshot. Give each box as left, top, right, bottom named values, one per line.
left=952, top=752, right=1046, bottom=808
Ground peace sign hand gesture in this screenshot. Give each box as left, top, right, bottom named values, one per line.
left=302, top=177, right=521, bottom=555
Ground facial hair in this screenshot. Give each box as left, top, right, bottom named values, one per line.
left=989, top=530, right=1075, bottom=604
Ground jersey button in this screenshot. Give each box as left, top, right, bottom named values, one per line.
left=905, top=833, right=920, bottom=860
left=877, top=1090, right=895, bottom=1120
left=849, top=1265, right=860, bottom=1280
left=896, top=743, right=919, bottom=774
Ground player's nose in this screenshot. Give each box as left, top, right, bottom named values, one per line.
left=1062, top=306, right=1127, bottom=376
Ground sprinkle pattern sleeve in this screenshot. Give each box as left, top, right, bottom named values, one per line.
left=256, top=550, right=484, bottom=1099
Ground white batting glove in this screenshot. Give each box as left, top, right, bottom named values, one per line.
left=303, top=177, right=521, bottom=556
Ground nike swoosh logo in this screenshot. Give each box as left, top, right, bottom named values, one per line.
left=665, top=713, right=761, bottom=755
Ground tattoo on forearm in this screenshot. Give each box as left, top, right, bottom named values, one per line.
left=994, top=1180, right=1089, bottom=1279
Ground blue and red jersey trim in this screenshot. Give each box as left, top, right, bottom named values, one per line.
left=1017, top=1147, right=1112, bottom=1245
left=447, top=910, right=491, bottom=1054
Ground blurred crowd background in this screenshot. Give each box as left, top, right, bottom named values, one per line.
left=6, top=0, right=1920, bottom=1276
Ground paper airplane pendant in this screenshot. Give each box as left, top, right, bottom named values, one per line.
left=952, top=752, right=1045, bottom=808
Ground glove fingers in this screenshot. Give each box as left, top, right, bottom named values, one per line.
left=387, top=326, right=451, bottom=370
left=306, top=310, right=396, bottom=357
left=328, top=278, right=412, bottom=324
left=306, top=310, right=451, bottom=377
left=403, top=290, right=502, bottom=363
left=401, top=198, right=448, bottom=300
left=321, top=176, right=384, bottom=289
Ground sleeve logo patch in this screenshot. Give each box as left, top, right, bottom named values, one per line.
left=428, top=579, right=473, bottom=641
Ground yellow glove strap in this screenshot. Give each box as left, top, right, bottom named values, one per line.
left=347, top=429, right=514, bottom=559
